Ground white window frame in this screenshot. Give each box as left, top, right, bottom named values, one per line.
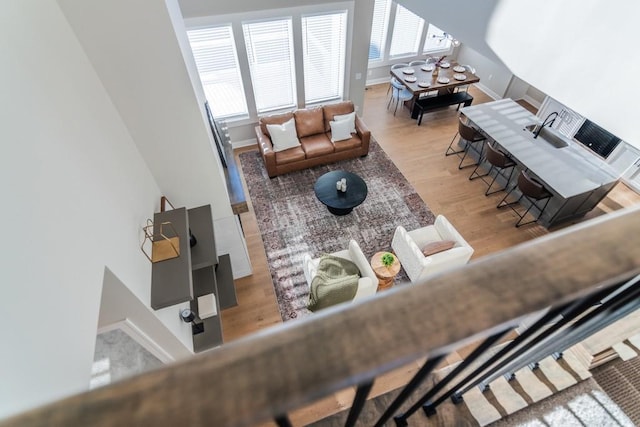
left=186, top=25, right=249, bottom=120
left=185, top=2, right=354, bottom=126
left=301, top=10, right=348, bottom=105
left=367, top=0, right=455, bottom=69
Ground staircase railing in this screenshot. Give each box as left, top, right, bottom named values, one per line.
left=3, top=206, right=639, bottom=427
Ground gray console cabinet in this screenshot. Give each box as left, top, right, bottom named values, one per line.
left=151, top=205, right=237, bottom=352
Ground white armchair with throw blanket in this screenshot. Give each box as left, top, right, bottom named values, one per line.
left=392, top=215, right=474, bottom=284
left=303, top=239, right=378, bottom=311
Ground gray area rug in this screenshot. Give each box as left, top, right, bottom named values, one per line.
left=239, top=139, right=435, bottom=321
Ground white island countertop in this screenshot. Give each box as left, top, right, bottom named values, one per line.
left=461, top=99, right=618, bottom=198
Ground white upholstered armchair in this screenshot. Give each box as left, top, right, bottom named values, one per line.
left=303, top=239, right=378, bottom=302
left=392, top=215, right=474, bottom=284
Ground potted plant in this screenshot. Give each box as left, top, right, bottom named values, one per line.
left=381, top=252, right=395, bottom=268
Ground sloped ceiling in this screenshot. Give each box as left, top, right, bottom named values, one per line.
left=400, top=0, right=639, bottom=146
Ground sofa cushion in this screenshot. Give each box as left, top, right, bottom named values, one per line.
left=275, top=146, right=306, bottom=164
left=300, top=134, right=335, bottom=158
left=259, top=111, right=294, bottom=137
left=333, top=111, right=356, bottom=134
left=323, top=101, right=355, bottom=132
left=330, top=119, right=353, bottom=142
left=422, top=240, right=456, bottom=257
left=294, top=107, right=325, bottom=138
left=332, top=135, right=362, bottom=152
left=266, top=117, right=301, bottom=152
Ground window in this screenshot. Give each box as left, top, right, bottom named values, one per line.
left=187, top=26, right=248, bottom=118
left=389, top=4, right=424, bottom=58
left=369, top=0, right=391, bottom=61
left=243, top=19, right=297, bottom=113
left=423, top=23, right=451, bottom=54
left=302, top=12, right=347, bottom=104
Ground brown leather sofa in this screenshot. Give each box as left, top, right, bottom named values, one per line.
left=255, top=101, right=371, bottom=178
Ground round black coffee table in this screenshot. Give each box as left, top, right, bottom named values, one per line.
left=314, top=170, right=368, bottom=215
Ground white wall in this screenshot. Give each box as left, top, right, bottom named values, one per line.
left=487, top=1, right=640, bottom=149
left=98, top=269, right=193, bottom=362
left=456, top=44, right=513, bottom=99
left=0, top=2, right=177, bottom=418
left=57, top=0, right=233, bottom=220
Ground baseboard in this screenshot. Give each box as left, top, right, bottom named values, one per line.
left=474, top=83, right=501, bottom=101
left=365, top=77, right=390, bottom=87
left=522, top=94, right=542, bottom=110
left=231, top=138, right=257, bottom=149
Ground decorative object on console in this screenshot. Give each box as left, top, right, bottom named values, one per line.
left=180, top=308, right=204, bottom=335
left=141, top=219, right=180, bottom=263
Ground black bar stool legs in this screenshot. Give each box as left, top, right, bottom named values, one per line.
left=445, top=117, right=486, bottom=169
left=469, top=142, right=517, bottom=196
left=497, top=170, right=552, bottom=227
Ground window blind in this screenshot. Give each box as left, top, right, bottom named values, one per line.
left=423, top=23, right=451, bottom=53
left=187, top=26, right=248, bottom=118
left=368, top=0, right=391, bottom=61
left=389, top=5, right=424, bottom=57
left=243, top=19, right=296, bottom=113
left=302, top=12, right=347, bottom=104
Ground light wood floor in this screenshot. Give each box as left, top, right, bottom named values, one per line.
left=226, top=84, right=640, bottom=426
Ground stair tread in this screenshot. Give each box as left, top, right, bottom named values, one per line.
left=538, top=356, right=577, bottom=391
left=563, top=346, right=592, bottom=380
left=489, top=376, right=528, bottom=415
left=464, top=386, right=502, bottom=427
left=514, top=366, right=553, bottom=402
left=627, top=333, right=640, bottom=351
left=613, top=342, right=638, bottom=361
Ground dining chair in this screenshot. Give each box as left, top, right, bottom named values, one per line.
left=388, top=79, right=414, bottom=116
left=409, top=60, right=426, bottom=66
left=469, top=142, right=517, bottom=196
left=388, top=62, right=409, bottom=95
left=446, top=117, right=486, bottom=169
left=497, top=170, right=553, bottom=227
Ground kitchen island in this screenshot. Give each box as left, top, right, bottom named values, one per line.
left=461, top=99, right=619, bottom=227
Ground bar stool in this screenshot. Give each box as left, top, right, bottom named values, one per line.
left=469, top=142, right=517, bottom=196
left=497, top=170, right=552, bottom=227
left=445, top=117, right=486, bottom=169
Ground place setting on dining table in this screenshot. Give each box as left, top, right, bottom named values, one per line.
left=389, top=56, right=480, bottom=121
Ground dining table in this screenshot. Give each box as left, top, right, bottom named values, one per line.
left=390, top=61, right=480, bottom=118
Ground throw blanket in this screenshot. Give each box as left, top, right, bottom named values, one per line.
left=308, top=255, right=360, bottom=312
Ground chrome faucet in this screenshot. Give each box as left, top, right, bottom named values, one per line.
left=533, top=111, right=559, bottom=139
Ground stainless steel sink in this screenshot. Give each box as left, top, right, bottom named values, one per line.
left=523, top=124, right=569, bottom=148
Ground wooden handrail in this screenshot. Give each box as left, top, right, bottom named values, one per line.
left=4, top=206, right=640, bottom=427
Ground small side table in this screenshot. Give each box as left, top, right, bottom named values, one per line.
left=371, top=251, right=401, bottom=291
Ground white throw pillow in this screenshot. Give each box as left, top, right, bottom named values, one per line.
left=333, top=111, right=356, bottom=134
left=330, top=119, right=353, bottom=142
left=266, top=118, right=301, bottom=152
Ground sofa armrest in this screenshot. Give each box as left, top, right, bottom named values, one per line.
left=354, top=116, right=371, bottom=152
left=434, top=215, right=473, bottom=257
left=255, top=125, right=277, bottom=178
left=353, top=277, right=376, bottom=300
left=348, top=239, right=378, bottom=287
